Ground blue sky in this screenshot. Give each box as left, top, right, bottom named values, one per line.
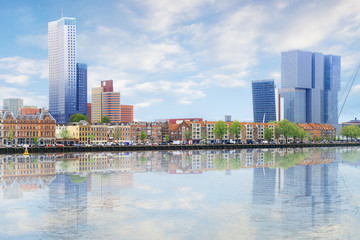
left=0, top=0, right=360, bottom=122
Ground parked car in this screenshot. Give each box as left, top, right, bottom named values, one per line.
left=56, top=144, right=64, bottom=147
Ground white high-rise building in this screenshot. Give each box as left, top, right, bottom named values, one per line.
left=48, top=17, right=77, bottom=123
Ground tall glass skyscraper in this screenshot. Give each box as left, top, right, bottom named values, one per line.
left=281, top=50, right=340, bottom=125
left=48, top=17, right=77, bottom=123
left=76, top=63, right=87, bottom=116
left=252, top=80, right=276, bottom=123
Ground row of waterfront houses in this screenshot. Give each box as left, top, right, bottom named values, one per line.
left=0, top=111, right=336, bottom=146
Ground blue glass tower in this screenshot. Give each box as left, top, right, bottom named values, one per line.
left=252, top=80, right=276, bottom=123
left=281, top=50, right=340, bottom=124
left=48, top=17, right=77, bottom=123
left=76, top=63, right=87, bottom=116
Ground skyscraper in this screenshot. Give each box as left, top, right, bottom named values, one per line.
left=3, top=98, right=23, bottom=115
left=252, top=80, right=276, bottom=123
left=76, top=63, right=87, bottom=116
left=281, top=50, right=340, bottom=124
left=48, top=17, right=79, bottom=123
left=91, top=87, right=103, bottom=123
left=91, top=80, right=121, bottom=123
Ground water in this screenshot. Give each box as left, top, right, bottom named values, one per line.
left=0, top=147, right=359, bottom=240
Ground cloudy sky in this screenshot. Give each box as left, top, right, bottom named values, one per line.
left=0, top=0, right=360, bottom=122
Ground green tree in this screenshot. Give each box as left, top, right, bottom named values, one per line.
left=264, top=127, right=273, bottom=142
left=60, top=129, right=71, bottom=141
left=333, top=135, right=337, bottom=142
left=337, top=135, right=341, bottom=141
left=113, top=127, right=122, bottom=143
left=230, top=120, right=242, bottom=141
left=33, top=133, right=38, bottom=145
left=201, top=131, right=207, bottom=143
left=315, top=135, right=319, bottom=142
left=295, top=128, right=307, bottom=142
left=184, top=129, right=192, bottom=143
left=341, top=125, right=360, bottom=141
left=87, top=134, right=95, bottom=144
left=101, top=115, right=110, bottom=123
left=164, top=134, right=169, bottom=143
left=213, top=120, right=228, bottom=143
left=140, top=131, right=147, bottom=143
left=7, top=128, right=14, bottom=145
left=69, top=113, right=87, bottom=123
left=308, top=134, right=312, bottom=142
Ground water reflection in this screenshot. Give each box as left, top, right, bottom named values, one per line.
left=0, top=147, right=359, bottom=239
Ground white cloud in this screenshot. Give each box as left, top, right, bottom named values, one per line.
left=134, top=98, right=163, bottom=109
left=132, top=0, right=214, bottom=33
left=0, top=86, right=47, bottom=108
left=0, top=74, right=30, bottom=85
left=0, top=56, right=48, bottom=83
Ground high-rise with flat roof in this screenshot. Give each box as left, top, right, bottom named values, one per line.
left=91, top=80, right=121, bottom=123
left=252, top=80, right=276, bottom=123
left=76, top=63, right=87, bottom=116
left=120, top=105, right=134, bottom=122
left=281, top=50, right=340, bottom=124
left=3, top=98, right=23, bottom=115
left=48, top=17, right=77, bottom=123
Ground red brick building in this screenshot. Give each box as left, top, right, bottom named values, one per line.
left=1, top=111, right=56, bottom=146
left=20, top=106, right=41, bottom=115
left=120, top=105, right=134, bottom=123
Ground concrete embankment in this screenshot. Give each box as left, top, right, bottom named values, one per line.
left=0, top=142, right=359, bottom=155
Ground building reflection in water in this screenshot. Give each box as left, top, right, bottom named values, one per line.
left=0, top=147, right=358, bottom=238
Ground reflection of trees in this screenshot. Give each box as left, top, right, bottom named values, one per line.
left=341, top=149, right=360, bottom=162
left=60, top=161, right=70, bottom=170
left=264, top=152, right=273, bottom=163
left=214, top=155, right=227, bottom=171
left=275, top=151, right=307, bottom=169
left=140, top=155, right=147, bottom=165
left=163, top=153, right=169, bottom=162
left=7, top=161, right=14, bottom=173
left=230, top=154, right=242, bottom=169
left=69, top=175, right=88, bottom=183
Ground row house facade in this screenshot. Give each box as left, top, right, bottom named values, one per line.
left=1, top=111, right=56, bottom=146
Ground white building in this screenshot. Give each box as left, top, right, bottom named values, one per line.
left=48, top=17, right=77, bottom=123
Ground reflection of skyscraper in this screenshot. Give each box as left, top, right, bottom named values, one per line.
left=48, top=174, right=88, bottom=236
left=89, top=173, right=133, bottom=210
left=252, top=168, right=276, bottom=205
left=280, top=163, right=339, bottom=228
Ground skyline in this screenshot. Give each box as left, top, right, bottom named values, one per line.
left=1, top=0, right=360, bottom=122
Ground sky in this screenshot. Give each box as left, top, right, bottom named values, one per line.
left=0, top=0, right=360, bottom=122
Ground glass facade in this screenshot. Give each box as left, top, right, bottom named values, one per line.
left=281, top=50, right=340, bottom=124
left=252, top=80, right=276, bottom=123
left=3, top=98, right=23, bottom=115
left=76, top=63, right=87, bottom=116
left=48, top=17, right=77, bottom=123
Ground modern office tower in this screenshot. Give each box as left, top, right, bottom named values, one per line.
left=76, top=63, right=87, bottom=116
left=225, top=115, right=232, bottom=122
left=102, top=92, right=121, bottom=123
left=120, top=105, right=134, bottom=122
left=91, top=87, right=103, bottom=123
left=281, top=50, right=340, bottom=124
left=91, top=80, right=121, bottom=123
left=324, top=55, right=341, bottom=125
left=252, top=80, right=276, bottom=123
left=101, top=80, right=113, bottom=92
left=87, top=103, right=92, bottom=122
left=3, top=98, right=23, bottom=115
left=48, top=17, right=77, bottom=123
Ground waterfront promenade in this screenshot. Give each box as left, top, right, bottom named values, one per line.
left=0, top=142, right=359, bottom=154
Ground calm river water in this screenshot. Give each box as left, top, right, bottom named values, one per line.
left=0, top=147, right=359, bottom=240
